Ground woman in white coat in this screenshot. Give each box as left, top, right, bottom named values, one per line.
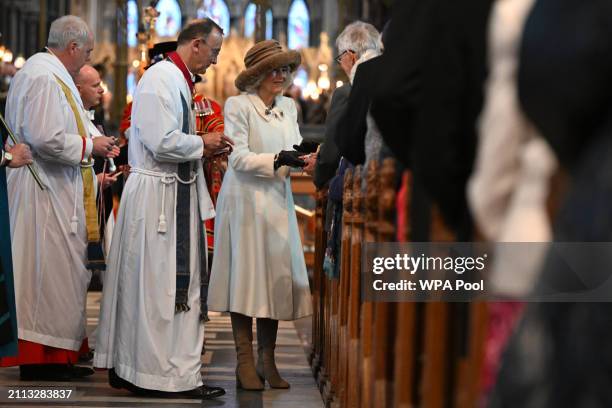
left=207, top=40, right=313, bottom=390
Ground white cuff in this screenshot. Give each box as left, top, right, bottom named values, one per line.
left=84, top=138, right=93, bottom=159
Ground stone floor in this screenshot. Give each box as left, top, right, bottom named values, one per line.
left=0, top=292, right=324, bottom=407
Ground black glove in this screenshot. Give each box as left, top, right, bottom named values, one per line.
left=274, top=150, right=306, bottom=169
left=293, top=141, right=319, bottom=154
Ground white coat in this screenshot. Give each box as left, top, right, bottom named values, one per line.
left=93, top=60, right=215, bottom=392
left=207, top=94, right=312, bottom=321
left=5, top=52, right=95, bottom=351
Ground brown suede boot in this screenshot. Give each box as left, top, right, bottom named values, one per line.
left=256, top=318, right=290, bottom=389
left=230, top=312, right=264, bottom=391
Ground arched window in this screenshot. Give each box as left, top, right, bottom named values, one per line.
left=288, top=0, right=310, bottom=49
left=197, top=0, right=231, bottom=35
left=155, top=0, right=182, bottom=38
left=127, top=0, right=138, bottom=48
left=244, top=3, right=273, bottom=40
left=266, top=9, right=273, bottom=40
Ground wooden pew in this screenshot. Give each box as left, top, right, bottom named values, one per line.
left=360, top=159, right=379, bottom=408
left=309, top=157, right=492, bottom=408
left=324, top=168, right=354, bottom=405
left=393, top=171, right=418, bottom=408
left=311, top=188, right=328, bottom=375
left=371, top=158, right=398, bottom=408
left=337, top=166, right=356, bottom=405
left=347, top=165, right=364, bottom=408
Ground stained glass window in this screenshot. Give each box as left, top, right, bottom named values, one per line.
left=155, top=0, right=182, bottom=38
left=197, top=0, right=230, bottom=35
left=288, top=0, right=310, bottom=49
left=266, top=9, right=273, bottom=40
left=244, top=3, right=256, bottom=38
left=127, top=0, right=138, bottom=48
left=244, top=3, right=273, bottom=40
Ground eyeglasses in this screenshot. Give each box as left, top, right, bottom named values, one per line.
left=196, top=38, right=221, bottom=57
left=270, top=66, right=291, bottom=77
left=335, top=49, right=355, bottom=64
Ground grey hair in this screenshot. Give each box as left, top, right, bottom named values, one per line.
left=335, top=21, right=382, bottom=57
left=47, top=15, right=92, bottom=49
left=244, top=71, right=295, bottom=94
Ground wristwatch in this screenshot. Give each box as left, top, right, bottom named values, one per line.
left=1, top=151, right=12, bottom=167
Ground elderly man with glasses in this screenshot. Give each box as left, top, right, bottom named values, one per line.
left=307, top=21, right=382, bottom=188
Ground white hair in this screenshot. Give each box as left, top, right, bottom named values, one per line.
left=47, top=15, right=92, bottom=49
left=336, top=21, right=382, bottom=58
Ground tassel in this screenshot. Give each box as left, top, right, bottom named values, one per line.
left=70, top=215, right=78, bottom=235
left=158, top=214, right=167, bottom=233
left=175, top=303, right=191, bottom=313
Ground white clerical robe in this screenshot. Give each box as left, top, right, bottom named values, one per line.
left=94, top=60, right=215, bottom=392
left=5, top=52, right=94, bottom=351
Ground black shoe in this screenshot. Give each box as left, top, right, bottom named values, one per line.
left=20, top=364, right=73, bottom=381
left=79, top=350, right=94, bottom=363
left=108, top=369, right=125, bottom=389
left=173, top=385, right=226, bottom=399
left=109, top=369, right=225, bottom=400
left=201, top=385, right=226, bottom=399
left=70, top=365, right=94, bottom=378
left=108, top=369, right=150, bottom=395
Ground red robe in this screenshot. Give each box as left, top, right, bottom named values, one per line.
left=193, top=94, right=226, bottom=249
left=0, top=339, right=89, bottom=366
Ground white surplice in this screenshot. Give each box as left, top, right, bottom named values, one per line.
left=93, top=60, right=215, bottom=392
left=5, top=52, right=94, bottom=351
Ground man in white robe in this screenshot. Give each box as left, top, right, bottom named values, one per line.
left=75, top=64, right=120, bottom=362
left=76, top=64, right=120, bottom=193
left=94, top=18, right=232, bottom=399
left=0, top=15, right=118, bottom=380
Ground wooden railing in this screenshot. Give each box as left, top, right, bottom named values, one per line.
left=310, top=158, right=488, bottom=408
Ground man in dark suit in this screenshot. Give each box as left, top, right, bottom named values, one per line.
left=313, top=83, right=351, bottom=189
left=308, top=21, right=381, bottom=188
left=370, top=0, right=492, bottom=239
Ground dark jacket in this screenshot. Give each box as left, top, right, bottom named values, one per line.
left=370, top=0, right=492, bottom=238
left=314, top=84, right=351, bottom=189
left=335, top=57, right=382, bottom=166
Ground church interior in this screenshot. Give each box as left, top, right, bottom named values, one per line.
left=1, top=0, right=611, bottom=407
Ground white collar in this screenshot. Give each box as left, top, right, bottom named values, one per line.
left=246, top=93, right=285, bottom=122
left=186, top=66, right=196, bottom=83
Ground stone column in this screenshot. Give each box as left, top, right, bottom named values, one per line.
left=111, top=0, right=128, bottom=127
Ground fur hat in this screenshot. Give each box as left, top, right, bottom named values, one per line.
left=235, top=40, right=301, bottom=91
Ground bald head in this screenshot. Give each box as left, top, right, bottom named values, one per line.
left=76, top=65, right=104, bottom=110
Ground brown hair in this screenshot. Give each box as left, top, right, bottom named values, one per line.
left=177, top=18, right=224, bottom=45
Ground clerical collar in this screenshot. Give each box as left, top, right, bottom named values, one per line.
left=166, top=51, right=195, bottom=94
